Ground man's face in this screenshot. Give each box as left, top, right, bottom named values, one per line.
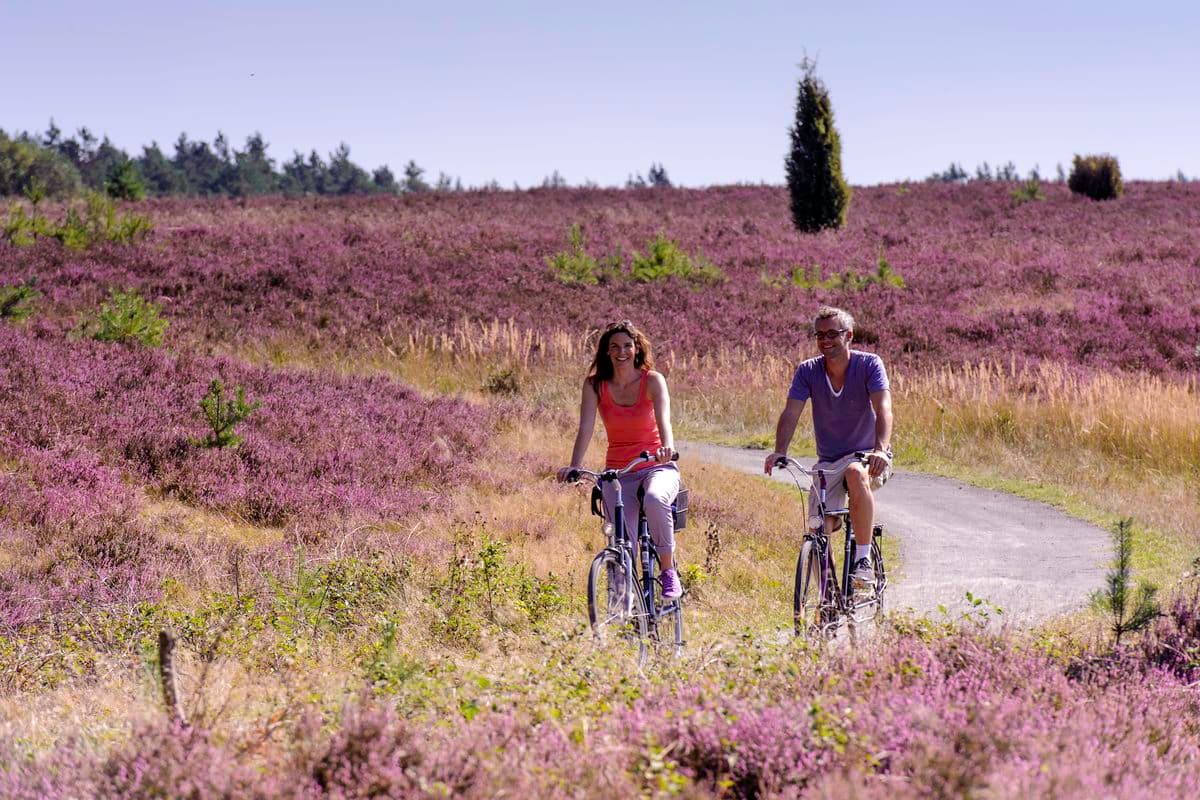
left=813, top=318, right=852, bottom=358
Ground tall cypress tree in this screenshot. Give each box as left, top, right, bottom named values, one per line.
left=785, top=59, right=851, bottom=232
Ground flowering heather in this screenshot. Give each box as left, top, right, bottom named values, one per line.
left=0, top=325, right=490, bottom=527
left=4, top=617, right=1200, bottom=798
left=0, top=445, right=170, bottom=630
left=0, top=323, right=492, bottom=628
left=3, top=182, right=1199, bottom=373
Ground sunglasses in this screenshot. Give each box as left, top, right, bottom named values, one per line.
left=813, top=329, right=847, bottom=340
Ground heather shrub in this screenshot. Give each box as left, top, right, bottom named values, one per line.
left=1069, top=153, right=1124, bottom=200
left=98, top=721, right=268, bottom=799
left=786, top=58, right=851, bottom=231
left=194, top=377, right=261, bottom=448
left=630, top=233, right=724, bottom=284
left=0, top=278, right=39, bottom=320
left=86, top=287, right=169, bottom=346
left=0, top=446, right=169, bottom=631
left=1142, top=584, right=1200, bottom=681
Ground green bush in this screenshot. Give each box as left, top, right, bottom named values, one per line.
left=88, top=287, right=169, bottom=346
left=785, top=58, right=851, bottom=232
left=1010, top=178, right=1045, bottom=206
left=0, top=132, right=82, bottom=199
left=761, top=248, right=905, bottom=291
left=3, top=192, right=152, bottom=250
left=630, top=233, right=724, bottom=284
left=546, top=223, right=600, bottom=284
left=1068, top=154, right=1123, bottom=201
left=546, top=224, right=625, bottom=285
left=433, top=534, right=564, bottom=647
left=104, top=158, right=146, bottom=200
left=482, top=366, right=522, bottom=396
left=0, top=278, right=40, bottom=321
left=194, top=378, right=261, bottom=448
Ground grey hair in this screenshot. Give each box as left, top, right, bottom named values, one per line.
left=813, top=305, right=855, bottom=332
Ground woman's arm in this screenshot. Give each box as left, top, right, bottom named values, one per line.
left=557, top=379, right=599, bottom=481
left=648, top=371, right=675, bottom=462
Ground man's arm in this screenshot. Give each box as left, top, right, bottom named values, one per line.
left=765, top=398, right=806, bottom=474
left=867, top=388, right=893, bottom=478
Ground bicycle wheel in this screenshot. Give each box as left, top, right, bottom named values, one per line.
left=587, top=550, right=648, bottom=660
left=649, top=557, right=685, bottom=655
left=871, top=537, right=886, bottom=611
left=793, top=539, right=832, bottom=637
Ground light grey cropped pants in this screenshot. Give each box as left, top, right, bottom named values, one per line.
left=600, top=463, right=681, bottom=555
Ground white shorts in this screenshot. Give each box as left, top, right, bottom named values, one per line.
left=806, top=453, right=890, bottom=530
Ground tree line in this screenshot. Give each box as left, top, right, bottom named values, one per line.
left=0, top=121, right=675, bottom=201
left=0, top=121, right=450, bottom=200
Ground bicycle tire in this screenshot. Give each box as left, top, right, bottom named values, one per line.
left=871, top=537, right=886, bottom=612
left=793, top=539, right=830, bottom=637
left=649, top=561, right=685, bottom=655
left=587, top=550, right=648, bottom=661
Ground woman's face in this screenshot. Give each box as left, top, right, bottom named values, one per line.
left=606, top=332, right=637, bottom=367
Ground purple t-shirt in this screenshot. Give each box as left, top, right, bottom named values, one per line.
left=787, top=350, right=889, bottom=461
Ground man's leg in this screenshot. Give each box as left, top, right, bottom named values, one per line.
left=845, top=463, right=874, bottom=547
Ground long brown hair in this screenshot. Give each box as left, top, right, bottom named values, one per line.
left=587, top=320, right=655, bottom=392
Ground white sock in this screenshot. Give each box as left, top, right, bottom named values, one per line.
left=855, top=544, right=872, bottom=563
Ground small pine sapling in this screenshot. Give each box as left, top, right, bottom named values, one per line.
left=0, top=277, right=40, bottom=321
left=1091, top=517, right=1160, bottom=648
left=196, top=378, right=261, bottom=449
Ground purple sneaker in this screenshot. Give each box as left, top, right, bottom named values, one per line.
left=659, top=568, right=683, bottom=599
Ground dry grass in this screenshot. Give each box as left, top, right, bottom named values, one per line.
left=10, top=326, right=1192, bottom=758
left=220, top=323, right=1200, bottom=587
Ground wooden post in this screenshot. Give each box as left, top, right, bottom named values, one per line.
left=158, top=629, right=187, bottom=726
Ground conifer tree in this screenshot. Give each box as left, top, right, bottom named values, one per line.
left=785, top=59, right=851, bottom=232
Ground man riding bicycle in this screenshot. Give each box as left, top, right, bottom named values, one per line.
left=764, top=306, right=894, bottom=592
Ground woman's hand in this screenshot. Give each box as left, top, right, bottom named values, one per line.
left=655, top=445, right=676, bottom=464
left=556, top=466, right=579, bottom=483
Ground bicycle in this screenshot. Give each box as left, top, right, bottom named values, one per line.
left=771, top=453, right=887, bottom=640
left=567, top=452, right=687, bottom=663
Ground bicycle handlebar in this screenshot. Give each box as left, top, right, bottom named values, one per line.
left=772, top=451, right=871, bottom=476
left=567, top=450, right=679, bottom=484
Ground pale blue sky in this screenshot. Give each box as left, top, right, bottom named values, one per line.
left=3, top=1, right=1196, bottom=186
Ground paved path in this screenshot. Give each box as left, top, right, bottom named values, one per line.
left=681, top=441, right=1110, bottom=624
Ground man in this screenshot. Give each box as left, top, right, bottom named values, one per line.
left=764, top=306, right=894, bottom=590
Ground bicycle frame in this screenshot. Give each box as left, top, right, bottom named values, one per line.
left=571, top=453, right=684, bottom=652
left=775, top=454, right=885, bottom=638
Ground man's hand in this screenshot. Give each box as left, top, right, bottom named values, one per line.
left=556, top=466, right=580, bottom=483
left=764, top=452, right=787, bottom=475
left=866, top=449, right=891, bottom=478
left=655, top=445, right=676, bottom=464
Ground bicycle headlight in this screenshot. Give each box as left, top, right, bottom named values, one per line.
left=602, top=522, right=615, bottom=537
left=808, top=515, right=824, bottom=530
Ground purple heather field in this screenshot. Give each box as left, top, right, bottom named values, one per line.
left=2, top=182, right=1198, bottom=372
left=3, top=183, right=1200, bottom=797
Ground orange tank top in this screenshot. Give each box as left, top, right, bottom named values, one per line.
left=597, top=370, right=661, bottom=472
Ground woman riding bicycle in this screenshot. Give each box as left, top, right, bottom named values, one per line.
left=556, top=320, right=683, bottom=598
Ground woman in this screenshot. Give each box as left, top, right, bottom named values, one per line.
left=557, top=320, right=683, bottom=598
